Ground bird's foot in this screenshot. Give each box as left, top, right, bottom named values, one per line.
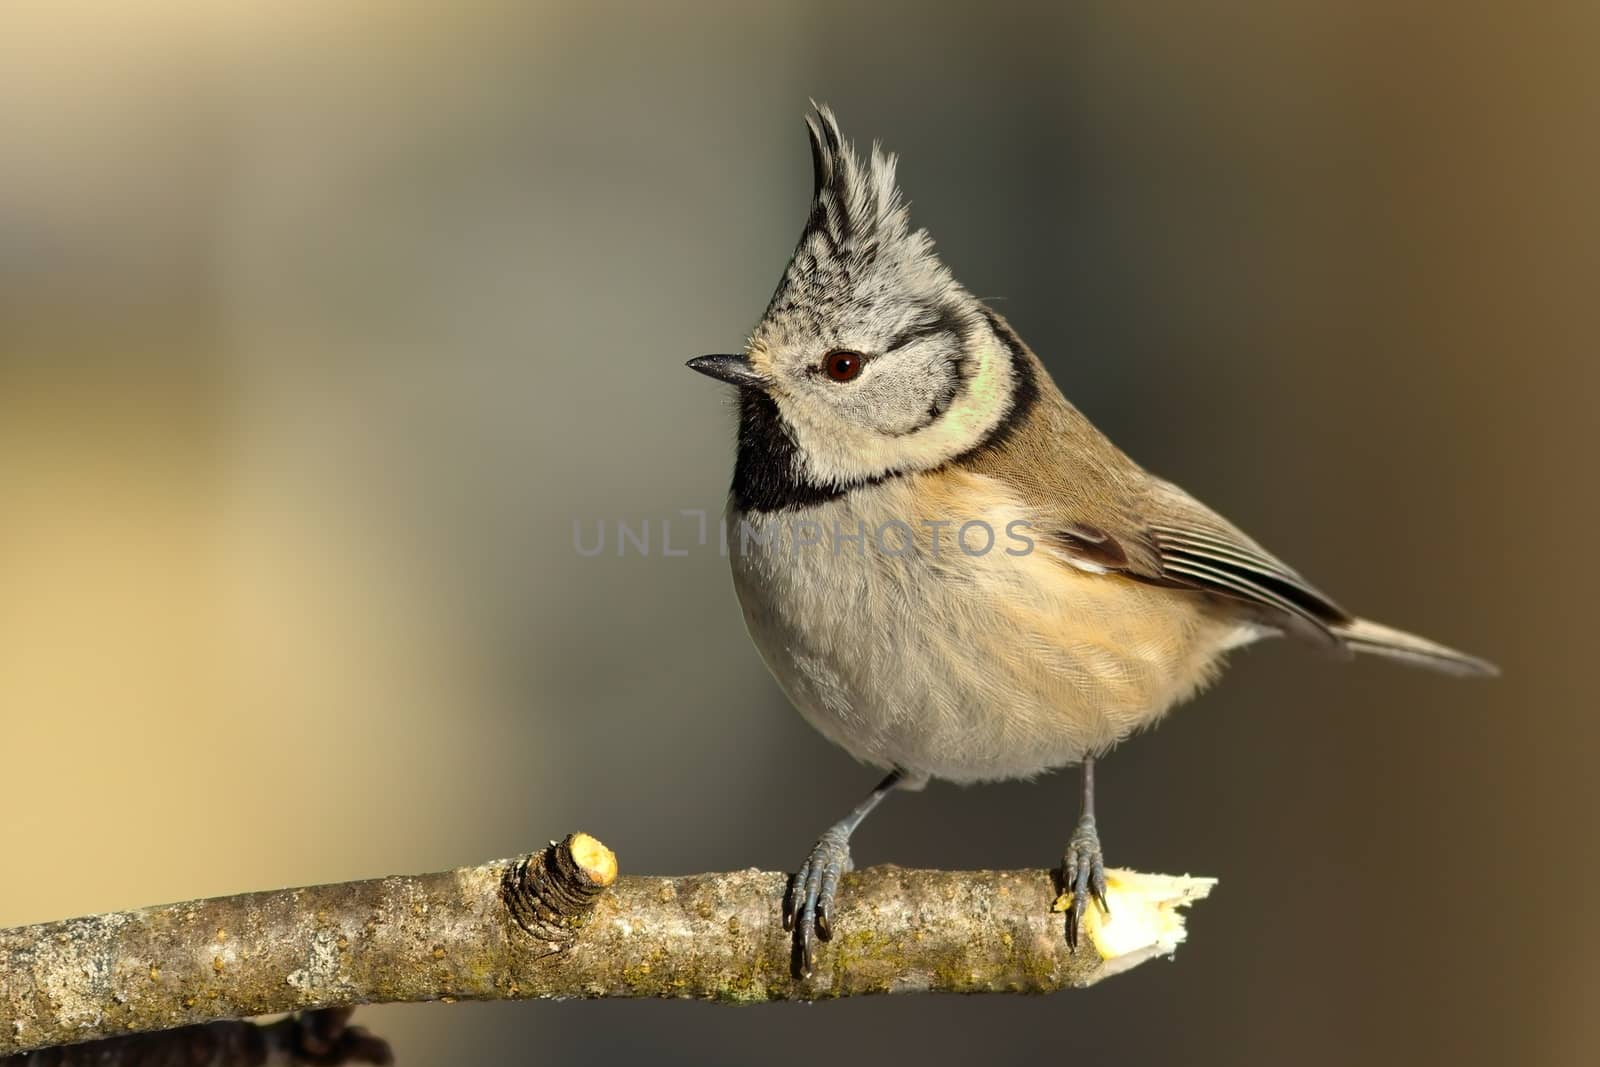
left=1054, top=813, right=1109, bottom=952
left=782, top=824, right=853, bottom=978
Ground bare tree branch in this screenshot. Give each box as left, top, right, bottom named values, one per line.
left=0, top=833, right=1215, bottom=1058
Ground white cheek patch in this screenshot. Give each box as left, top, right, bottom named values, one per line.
left=838, top=344, right=954, bottom=436
left=783, top=332, right=1017, bottom=488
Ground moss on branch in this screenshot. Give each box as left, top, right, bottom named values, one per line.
left=0, top=833, right=1214, bottom=1058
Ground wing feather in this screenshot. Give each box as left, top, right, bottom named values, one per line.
left=1046, top=488, right=1352, bottom=645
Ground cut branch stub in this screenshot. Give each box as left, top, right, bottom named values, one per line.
left=500, top=832, right=618, bottom=941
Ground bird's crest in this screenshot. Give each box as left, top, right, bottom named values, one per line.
left=801, top=105, right=915, bottom=261
left=763, top=105, right=955, bottom=325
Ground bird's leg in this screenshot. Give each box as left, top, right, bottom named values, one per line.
left=784, top=768, right=907, bottom=978
left=1059, top=756, right=1109, bottom=951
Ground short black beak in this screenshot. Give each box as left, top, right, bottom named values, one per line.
left=686, top=353, right=767, bottom=389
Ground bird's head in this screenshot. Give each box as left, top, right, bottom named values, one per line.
left=688, top=106, right=1027, bottom=510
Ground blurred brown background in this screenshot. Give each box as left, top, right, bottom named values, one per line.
left=2, top=2, right=1594, bottom=1064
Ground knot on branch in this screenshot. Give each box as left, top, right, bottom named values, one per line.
left=501, top=832, right=617, bottom=941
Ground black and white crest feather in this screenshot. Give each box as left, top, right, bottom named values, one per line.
left=762, top=105, right=961, bottom=328
left=799, top=107, right=914, bottom=266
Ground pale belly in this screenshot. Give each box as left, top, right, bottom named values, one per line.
left=727, top=479, right=1248, bottom=783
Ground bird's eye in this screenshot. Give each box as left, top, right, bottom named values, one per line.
left=822, top=350, right=863, bottom=382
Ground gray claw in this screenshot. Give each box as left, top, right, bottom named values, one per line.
left=1061, top=814, right=1109, bottom=952
left=785, top=826, right=853, bottom=977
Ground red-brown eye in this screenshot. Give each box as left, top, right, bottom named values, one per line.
left=823, top=350, right=863, bottom=382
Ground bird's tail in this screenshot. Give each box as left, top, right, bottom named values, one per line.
left=1332, top=617, right=1499, bottom=677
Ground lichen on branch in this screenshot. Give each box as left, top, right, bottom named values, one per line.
left=0, top=833, right=1214, bottom=1058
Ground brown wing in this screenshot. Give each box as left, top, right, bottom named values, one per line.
left=1050, top=478, right=1353, bottom=647
left=955, top=322, right=1350, bottom=645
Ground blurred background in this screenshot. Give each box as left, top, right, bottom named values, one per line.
left=2, top=1, right=1594, bottom=1064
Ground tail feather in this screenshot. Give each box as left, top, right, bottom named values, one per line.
left=1333, top=617, right=1499, bottom=678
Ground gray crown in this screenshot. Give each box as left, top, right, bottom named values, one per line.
left=759, top=106, right=965, bottom=339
